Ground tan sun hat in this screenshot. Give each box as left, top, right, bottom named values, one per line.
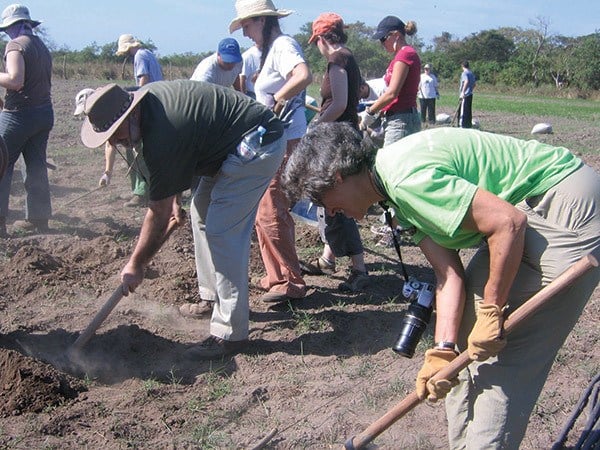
left=229, top=0, right=293, bottom=33
left=0, top=4, right=41, bottom=30
left=73, top=88, right=95, bottom=116
left=115, top=34, right=142, bottom=56
left=80, top=84, right=148, bottom=149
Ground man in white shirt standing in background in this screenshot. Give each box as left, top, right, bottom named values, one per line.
left=418, top=63, right=439, bottom=126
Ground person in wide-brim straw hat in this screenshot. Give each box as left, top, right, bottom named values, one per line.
left=79, top=79, right=289, bottom=360
left=229, top=0, right=293, bottom=33
left=229, top=0, right=312, bottom=305
left=80, top=83, right=149, bottom=149
left=0, top=3, right=41, bottom=30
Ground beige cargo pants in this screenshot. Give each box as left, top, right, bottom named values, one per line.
left=446, top=164, right=600, bottom=449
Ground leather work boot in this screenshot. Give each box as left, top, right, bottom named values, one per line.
left=184, top=336, right=248, bottom=360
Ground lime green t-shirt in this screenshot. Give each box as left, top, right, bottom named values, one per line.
left=374, top=128, right=582, bottom=249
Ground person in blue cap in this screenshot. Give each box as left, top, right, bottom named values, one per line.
left=190, top=37, right=243, bottom=88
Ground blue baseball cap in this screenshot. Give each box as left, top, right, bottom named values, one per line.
left=218, top=38, right=242, bottom=64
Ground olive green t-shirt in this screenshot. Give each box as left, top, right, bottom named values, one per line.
left=374, top=128, right=582, bottom=249
left=139, top=80, right=282, bottom=200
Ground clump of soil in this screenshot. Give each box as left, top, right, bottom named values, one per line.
left=0, top=348, right=87, bottom=417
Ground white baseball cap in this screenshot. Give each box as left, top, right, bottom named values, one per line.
left=73, top=88, right=95, bottom=116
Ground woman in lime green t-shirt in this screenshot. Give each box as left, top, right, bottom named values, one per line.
left=283, top=122, right=600, bottom=448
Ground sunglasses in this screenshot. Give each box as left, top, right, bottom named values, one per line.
left=379, top=33, right=393, bottom=44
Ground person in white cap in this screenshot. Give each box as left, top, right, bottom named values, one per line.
left=418, top=63, right=439, bottom=126
left=113, top=34, right=163, bottom=207
left=229, top=0, right=312, bottom=304
left=0, top=4, right=53, bottom=237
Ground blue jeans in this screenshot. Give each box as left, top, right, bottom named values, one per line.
left=317, top=209, right=364, bottom=258
left=0, top=103, right=54, bottom=220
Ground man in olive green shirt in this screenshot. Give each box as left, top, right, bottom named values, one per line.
left=80, top=80, right=285, bottom=359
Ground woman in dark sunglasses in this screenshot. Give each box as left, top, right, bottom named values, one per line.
left=362, top=16, right=421, bottom=146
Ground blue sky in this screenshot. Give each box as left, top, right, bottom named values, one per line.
left=18, top=0, right=600, bottom=56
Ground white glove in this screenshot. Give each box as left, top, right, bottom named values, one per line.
left=99, top=172, right=111, bottom=187
left=361, top=110, right=378, bottom=129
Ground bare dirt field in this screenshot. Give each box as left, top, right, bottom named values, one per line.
left=0, top=79, right=598, bottom=449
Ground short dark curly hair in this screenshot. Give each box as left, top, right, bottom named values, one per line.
left=282, top=122, right=376, bottom=205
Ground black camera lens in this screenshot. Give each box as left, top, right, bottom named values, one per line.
left=392, top=303, right=432, bottom=358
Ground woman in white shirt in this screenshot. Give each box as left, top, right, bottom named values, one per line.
left=230, top=0, right=312, bottom=304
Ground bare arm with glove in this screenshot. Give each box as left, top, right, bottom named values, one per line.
left=414, top=188, right=526, bottom=400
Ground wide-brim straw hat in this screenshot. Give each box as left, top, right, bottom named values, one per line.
left=229, top=0, right=293, bottom=33
left=115, top=34, right=142, bottom=56
left=0, top=4, right=41, bottom=30
left=80, top=83, right=148, bottom=149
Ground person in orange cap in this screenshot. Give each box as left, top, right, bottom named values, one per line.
left=301, top=12, right=370, bottom=293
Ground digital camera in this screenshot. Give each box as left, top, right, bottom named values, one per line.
left=392, top=277, right=435, bottom=358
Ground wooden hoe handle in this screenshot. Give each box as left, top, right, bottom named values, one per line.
left=344, top=252, right=599, bottom=450
left=70, top=286, right=124, bottom=352
left=70, top=217, right=182, bottom=352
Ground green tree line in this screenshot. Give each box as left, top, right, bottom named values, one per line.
left=297, top=18, right=599, bottom=93
left=2, top=20, right=598, bottom=92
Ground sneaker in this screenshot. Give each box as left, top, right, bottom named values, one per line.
left=339, top=270, right=370, bottom=293
left=184, top=336, right=247, bottom=360
left=124, top=195, right=147, bottom=208
left=12, top=219, right=49, bottom=234
left=178, top=300, right=214, bottom=319
left=370, top=225, right=391, bottom=236
left=299, top=256, right=336, bottom=276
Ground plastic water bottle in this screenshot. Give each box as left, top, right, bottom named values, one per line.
left=237, top=126, right=267, bottom=162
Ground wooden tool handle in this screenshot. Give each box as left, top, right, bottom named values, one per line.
left=344, top=252, right=599, bottom=450
left=70, top=286, right=124, bottom=352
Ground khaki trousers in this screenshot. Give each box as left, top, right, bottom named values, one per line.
left=191, top=137, right=285, bottom=341
left=446, top=164, right=600, bottom=449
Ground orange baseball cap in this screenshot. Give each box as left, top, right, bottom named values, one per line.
left=308, top=12, right=344, bottom=44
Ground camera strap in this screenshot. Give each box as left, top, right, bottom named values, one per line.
left=379, top=201, right=410, bottom=283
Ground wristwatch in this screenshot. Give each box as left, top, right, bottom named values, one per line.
left=434, top=341, right=458, bottom=353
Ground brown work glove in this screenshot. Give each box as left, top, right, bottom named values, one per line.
left=416, top=348, right=459, bottom=402
left=467, top=303, right=507, bottom=361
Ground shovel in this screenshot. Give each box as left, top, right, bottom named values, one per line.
left=344, top=252, right=599, bottom=450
